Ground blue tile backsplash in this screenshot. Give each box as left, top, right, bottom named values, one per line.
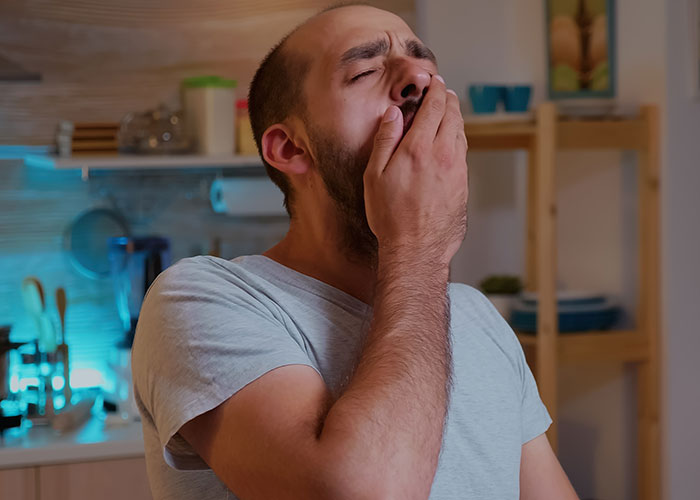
left=0, top=158, right=289, bottom=391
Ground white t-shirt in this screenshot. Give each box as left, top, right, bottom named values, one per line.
left=131, top=254, right=551, bottom=499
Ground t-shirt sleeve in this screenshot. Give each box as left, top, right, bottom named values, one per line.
left=131, top=257, right=318, bottom=470
left=517, top=346, right=553, bottom=445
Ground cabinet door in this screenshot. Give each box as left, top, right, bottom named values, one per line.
left=0, top=467, right=37, bottom=500
left=39, top=457, right=152, bottom=500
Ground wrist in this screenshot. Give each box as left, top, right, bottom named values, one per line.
left=378, top=243, right=450, bottom=274
left=377, top=247, right=450, bottom=285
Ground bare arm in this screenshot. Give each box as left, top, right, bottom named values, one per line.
left=317, top=254, right=452, bottom=499
left=180, top=76, right=469, bottom=500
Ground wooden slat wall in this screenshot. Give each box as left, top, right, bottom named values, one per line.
left=0, top=0, right=415, bottom=144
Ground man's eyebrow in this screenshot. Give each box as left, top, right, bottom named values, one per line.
left=339, top=38, right=390, bottom=67
left=338, top=38, right=438, bottom=70
left=405, top=39, right=437, bottom=65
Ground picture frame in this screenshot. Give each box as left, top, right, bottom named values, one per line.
left=690, top=0, right=700, bottom=98
left=546, top=0, right=616, bottom=100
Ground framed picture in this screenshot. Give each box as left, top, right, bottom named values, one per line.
left=546, top=0, right=616, bottom=99
left=692, top=0, right=700, bottom=98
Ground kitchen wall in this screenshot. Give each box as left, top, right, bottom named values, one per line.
left=0, top=157, right=290, bottom=382
left=418, top=0, right=667, bottom=499
left=663, top=1, right=700, bottom=498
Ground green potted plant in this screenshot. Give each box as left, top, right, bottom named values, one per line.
left=478, top=274, right=523, bottom=320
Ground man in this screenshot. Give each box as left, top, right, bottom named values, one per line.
left=132, top=4, right=579, bottom=500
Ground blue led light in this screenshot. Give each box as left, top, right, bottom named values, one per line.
left=19, top=377, right=39, bottom=391
left=70, top=368, right=105, bottom=389
left=9, top=374, right=20, bottom=393
left=51, top=375, right=65, bottom=391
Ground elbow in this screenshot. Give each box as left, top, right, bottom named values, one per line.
left=309, top=430, right=435, bottom=500
left=310, top=452, right=412, bottom=500
left=312, top=472, right=392, bottom=500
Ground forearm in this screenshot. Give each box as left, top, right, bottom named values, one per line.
left=318, top=251, right=452, bottom=499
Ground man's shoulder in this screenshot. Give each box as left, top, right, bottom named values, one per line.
left=154, top=254, right=237, bottom=286
left=448, top=282, right=491, bottom=310
left=448, top=281, right=510, bottom=328
left=138, top=254, right=279, bottom=336
left=148, top=254, right=261, bottom=298
left=448, top=282, right=523, bottom=357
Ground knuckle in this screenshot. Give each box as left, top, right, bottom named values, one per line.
left=447, top=92, right=460, bottom=107
left=407, top=144, right=423, bottom=162
left=449, top=103, right=463, bottom=122
left=374, top=132, right=395, bottom=149
left=404, top=137, right=424, bottom=158
left=434, top=147, right=452, bottom=166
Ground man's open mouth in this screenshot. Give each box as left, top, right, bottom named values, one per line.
left=402, top=111, right=416, bottom=137
left=400, top=95, right=424, bottom=137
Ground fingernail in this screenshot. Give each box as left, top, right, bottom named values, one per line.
left=384, top=106, right=400, bottom=122
left=435, top=75, right=445, bottom=84
left=446, top=89, right=457, bottom=96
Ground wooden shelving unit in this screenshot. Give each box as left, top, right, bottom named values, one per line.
left=465, top=103, right=661, bottom=500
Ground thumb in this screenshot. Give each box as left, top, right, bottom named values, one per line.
left=366, top=106, right=403, bottom=176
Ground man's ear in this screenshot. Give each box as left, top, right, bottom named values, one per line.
left=261, top=124, right=309, bottom=175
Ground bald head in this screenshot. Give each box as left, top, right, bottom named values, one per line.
left=247, top=4, right=367, bottom=216
left=249, top=4, right=433, bottom=216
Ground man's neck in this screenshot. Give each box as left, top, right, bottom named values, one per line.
left=263, top=222, right=376, bottom=305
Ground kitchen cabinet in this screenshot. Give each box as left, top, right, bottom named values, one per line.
left=38, top=457, right=152, bottom=500
left=0, top=467, right=36, bottom=500
left=0, top=415, right=150, bottom=499
left=0, top=457, right=151, bottom=500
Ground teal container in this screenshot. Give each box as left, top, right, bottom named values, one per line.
left=468, top=85, right=502, bottom=114
left=503, top=86, right=532, bottom=112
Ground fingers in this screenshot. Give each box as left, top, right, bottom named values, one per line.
left=404, top=74, right=446, bottom=143
left=455, top=112, right=469, bottom=160
left=456, top=127, right=468, bottom=160
left=435, top=89, right=465, bottom=157
left=365, top=105, right=404, bottom=177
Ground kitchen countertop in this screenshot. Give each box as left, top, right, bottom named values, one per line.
left=0, top=413, right=145, bottom=469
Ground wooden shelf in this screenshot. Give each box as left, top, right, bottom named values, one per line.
left=557, top=118, right=647, bottom=150
left=464, top=120, right=535, bottom=150
left=515, top=330, right=649, bottom=363
left=474, top=103, right=661, bottom=498
left=464, top=115, right=648, bottom=152
left=23, top=153, right=263, bottom=179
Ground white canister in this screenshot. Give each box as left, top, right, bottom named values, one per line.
left=182, top=76, right=237, bottom=155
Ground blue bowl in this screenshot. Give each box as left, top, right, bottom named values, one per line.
left=503, top=85, right=532, bottom=112
left=469, top=85, right=502, bottom=114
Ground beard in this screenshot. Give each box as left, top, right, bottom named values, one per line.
left=307, top=121, right=377, bottom=266
left=304, top=97, right=423, bottom=268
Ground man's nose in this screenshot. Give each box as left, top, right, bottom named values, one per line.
left=390, top=61, right=432, bottom=102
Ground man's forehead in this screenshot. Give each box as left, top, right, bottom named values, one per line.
left=288, top=6, right=418, bottom=67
